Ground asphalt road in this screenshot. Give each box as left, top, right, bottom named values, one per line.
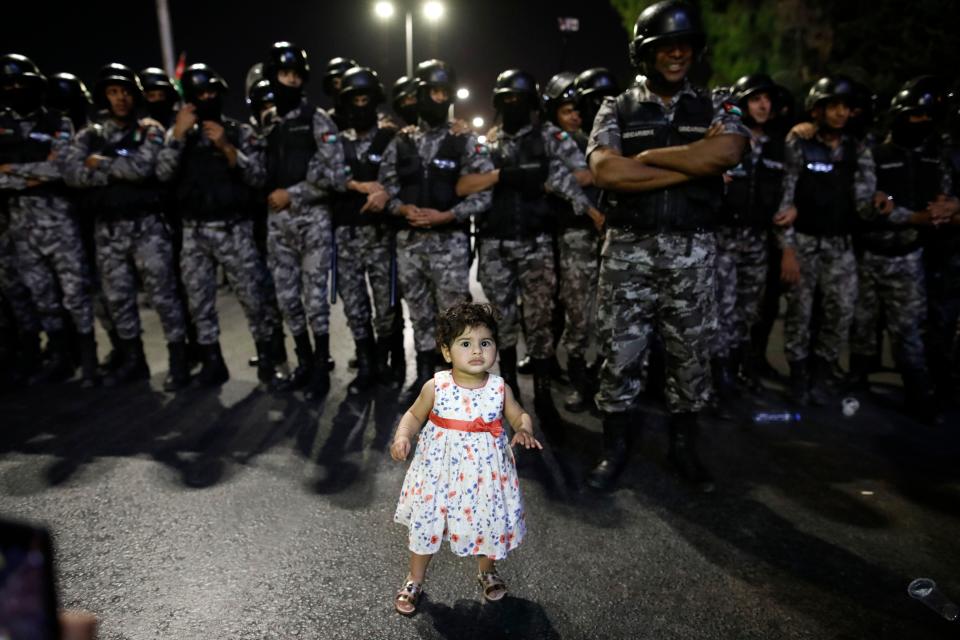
left=1, top=286, right=959, bottom=640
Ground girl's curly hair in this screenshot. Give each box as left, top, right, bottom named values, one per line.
left=435, top=302, right=502, bottom=349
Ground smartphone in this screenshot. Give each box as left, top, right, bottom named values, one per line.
left=0, top=518, right=61, bottom=640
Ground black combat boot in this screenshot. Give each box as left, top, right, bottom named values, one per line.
left=586, top=411, right=632, bottom=491
left=270, top=328, right=288, bottom=366
left=163, top=341, right=190, bottom=391
left=532, top=357, right=560, bottom=430
left=667, top=412, right=715, bottom=493
left=103, top=337, right=150, bottom=387
left=902, top=369, right=943, bottom=426
left=348, top=336, right=376, bottom=394
left=305, top=333, right=330, bottom=400
left=736, top=342, right=762, bottom=391
left=29, top=330, right=76, bottom=385
left=77, top=332, right=99, bottom=389
left=564, top=355, right=590, bottom=413
left=710, top=356, right=736, bottom=420
left=788, top=359, right=810, bottom=406
left=275, top=331, right=313, bottom=391
left=847, top=353, right=872, bottom=392
left=517, top=354, right=533, bottom=375
left=195, top=342, right=229, bottom=387
left=386, top=331, right=406, bottom=388
left=498, top=346, right=520, bottom=399
left=99, top=329, right=123, bottom=374
left=254, top=339, right=276, bottom=385
left=808, top=356, right=833, bottom=406
left=18, top=331, right=42, bottom=378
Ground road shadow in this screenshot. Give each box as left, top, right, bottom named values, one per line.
left=415, top=594, right=560, bottom=640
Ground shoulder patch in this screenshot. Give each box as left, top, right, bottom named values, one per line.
left=474, top=143, right=489, bottom=155
left=553, top=130, right=570, bottom=142
left=322, top=132, right=338, bottom=144
left=146, top=129, right=164, bottom=144
left=722, top=102, right=743, bottom=117
left=56, top=130, right=71, bottom=141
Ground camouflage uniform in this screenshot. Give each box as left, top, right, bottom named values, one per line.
left=156, top=118, right=279, bottom=345
left=851, top=139, right=953, bottom=374
left=479, top=122, right=592, bottom=359
left=713, top=131, right=784, bottom=358
left=777, top=134, right=875, bottom=364
left=379, top=121, right=493, bottom=353
left=263, top=102, right=346, bottom=338
left=333, top=126, right=397, bottom=342
left=62, top=118, right=186, bottom=342
left=0, top=208, right=39, bottom=334
left=587, top=80, right=750, bottom=414
left=0, top=109, right=93, bottom=335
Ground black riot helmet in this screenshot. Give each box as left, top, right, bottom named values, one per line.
left=575, top=68, right=620, bottom=132
left=628, top=1, right=706, bottom=69
left=245, top=63, right=264, bottom=96
left=139, top=67, right=178, bottom=101
left=889, top=75, right=947, bottom=121
left=542, top=71, right=577, bottom=121
left=0, top=53, right=47, bottom=114
left=46, top=72, right=92, bottom=129
left=93, top=63, right=143, bottom=109
left=731, top=73, right=778, bottom=107
left=493, top=69, right=539, bottom=110
left=322, top=57, right=358, bottom=97
left=804, top=75, right=858, bottom=113
left=247, top=79, right=275, bottom=126
left=180, top=63, right=228, bottom=103
left=415, top=59, right=456, bottom=126
left=265, top=41, right=310, bottom=84
left=392, top=75, right=418, bottom=124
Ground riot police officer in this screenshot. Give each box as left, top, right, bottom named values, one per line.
left=391, top=75, right=418, bottom=126
left=156, top=63, right=282, bottom=387
left=586, top=1, right=749, bottom=491
left=713, top=73, right=787, bottom=395
left=850, top=77, right=956, bottom=423
left=260, top=41, right=346, bottom=399
left=0, top=53, right=97, bottom=386
left=62, top=63, right=187, bottom=389
left=777, top=76, right=875, bottom=406
left=323, top=56, right=359, bottom=130
left=46, top=72, right=92, bottom=132
left=575, top=67, right=620, bottom=136
left=331, top=66, right=403, bottom=392
left=377, top=59, right=493, bottom=392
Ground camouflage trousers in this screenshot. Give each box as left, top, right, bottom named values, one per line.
left=267, top=205, right=331, bottom=338
left=478, top=234, right=557, bottom=359
left=181, top=219, right=279, bottom=345
left=0, top=227, right=39, bottom=333
left=851, top=249, right=926, bottom=372
left=8, top=198, right=93, bottom=334
left=396, top=228, right=471, bottom=353
left=713, top=226, right=768, bottom=358
left=95, top=214, right=185, bottom=342
left=335, top=225, right=397, bottom=341
left=557, top=228, right=601, bottom=359
left=595, top=230, right=717, bottom=414
left=783, top=233, right=858, bottom=363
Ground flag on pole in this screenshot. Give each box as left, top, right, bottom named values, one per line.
left=173, top=52, right=187, bottom=96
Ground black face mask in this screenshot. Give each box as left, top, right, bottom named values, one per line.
left=891, top=119, right=934, bottom=149
left=274, top=82, right=303, bottom=116
left=347, top=102, right=378, bottom=132
left=397, top=103, right=418, bottom=126
left=193, top=96, right=222, bottom=123
left=419, top=98, right=450, bottom=127
left=579, top=96, right=605, bottom=133
left=5, top=86, right=43, bottom=116
left=501, top=102, right=531, bottom=133
left=145, top=98, right=175, bottom=124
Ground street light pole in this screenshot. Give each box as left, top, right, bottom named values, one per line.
left=155, top=0, right=176, bottom=77
left=405, top=10, right=414, bottom=77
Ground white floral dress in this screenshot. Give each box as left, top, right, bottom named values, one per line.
left=394, top=370, right=526, bottom=559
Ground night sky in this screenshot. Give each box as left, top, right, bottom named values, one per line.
left=4, top=0, right=633, bottom=125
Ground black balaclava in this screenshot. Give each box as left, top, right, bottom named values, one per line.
left=346, top=100, right=378, bottom=132
left=5, top=85, right=43, bottom=116
left=891, top=117, right=935, bottom=149
left=579, top=95, right=606, bottom=133
left=193, top=94, right=222, bottom=123
left=500, top=97, right=532, bottom=133
left=274, top=82, right=303, bottom=116
left=419, top=96, right=449, bottom=127
left=397, top=103, right=418, bottom=126
left=145, top=97, right=176, bottom=124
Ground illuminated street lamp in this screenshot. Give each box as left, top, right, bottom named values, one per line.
left=372, top=1, right=445, bottom=77
left=472, top=116, right=484, bottom=128
left=457, top=87, right=470, bottom=100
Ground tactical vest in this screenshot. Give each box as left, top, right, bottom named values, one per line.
left=173, top=118, right=254, bottom=222
left=860, top=140, right=941, bottom=255
left=82, top=122, right=164, bottom=217
left=266, top=105, right=317, bottom=191
left=0, top=108, right=68, bottom=198
left=793, top=136, right=858, bottom=237
left=720, top=134, right=785, bottom=228
left=395, top=129, right=467, bottom=232
left=551, top=129, right=597, bottom=231
left=479, top=126, right=553, bottom=239
left=600, top=87, right=723, bottom=232
left=332, top=127, right=397, bottom=228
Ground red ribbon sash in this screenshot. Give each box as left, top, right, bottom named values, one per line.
left=429, top=411, right=503, bottom=438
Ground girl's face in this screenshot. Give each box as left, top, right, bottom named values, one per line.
left=441, top=325, right=497, bottom=376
